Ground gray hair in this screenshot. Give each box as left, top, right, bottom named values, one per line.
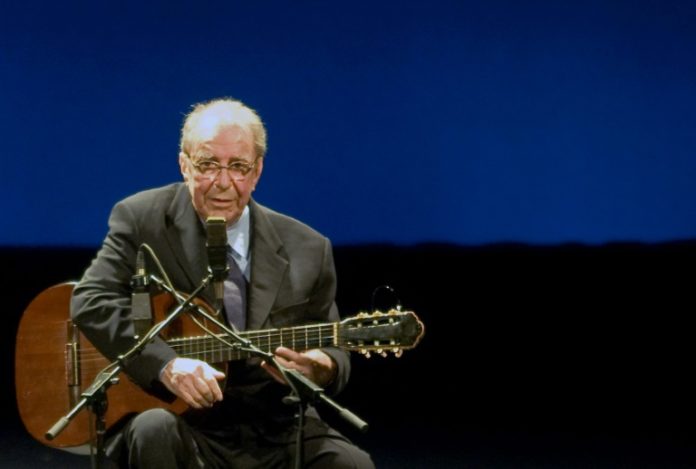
left=180, top=98, right=267, bottom=159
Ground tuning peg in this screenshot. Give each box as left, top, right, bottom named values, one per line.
left=360, top=349, right=371, bottom=359
left=379, top=350, right=388, bottom=358
left=392, top=348, right=403, bottom=358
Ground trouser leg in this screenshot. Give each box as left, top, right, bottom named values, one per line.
left=122, top=408, right=203, bottom=469
left=295, top=419, right=375, bottom=469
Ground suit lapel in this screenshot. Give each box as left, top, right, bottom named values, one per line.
left=163, top=184, right=210, bottom=299
left=247, top=200, right=288, bottom=329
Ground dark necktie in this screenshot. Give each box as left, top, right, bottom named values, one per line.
left=224, top=252, right=247, bottom=331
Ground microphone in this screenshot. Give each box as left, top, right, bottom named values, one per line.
left=131, top=247, right=152, bottom=339
left=206, top=216, right=229, bottom=302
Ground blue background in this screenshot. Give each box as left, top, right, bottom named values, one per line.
left=3, top=0, right=696, bottom=246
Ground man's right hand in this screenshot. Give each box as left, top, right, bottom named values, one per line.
left=161, top=357, right=225, bottom=409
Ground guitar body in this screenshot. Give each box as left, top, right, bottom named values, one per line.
left=15, top=283, right=424, bottom=451
left=15, top=283, right=220, bottom=449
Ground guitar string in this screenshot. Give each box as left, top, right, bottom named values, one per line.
left=73, top=324, right=338, bottom=358
left=72, top=312, right=406, bottom=366
left=75, top=340, right=410, bottom=372
left=73, top=315, right=411, bottom=371
left=75, top=330, right=403, bottom=374
left=74, top=326, right=344, bottom=369
left=75, top=340, right=339, bottom=363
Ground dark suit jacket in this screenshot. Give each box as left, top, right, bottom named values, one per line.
left=71, top=182, right=350, bottom=428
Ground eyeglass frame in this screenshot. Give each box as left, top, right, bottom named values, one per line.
left=184, top=153, right=261, bottom=182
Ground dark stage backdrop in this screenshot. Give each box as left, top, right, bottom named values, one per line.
left=3, top=0, right=696, bottom=247
left=4, top=242, right=696, bottom=467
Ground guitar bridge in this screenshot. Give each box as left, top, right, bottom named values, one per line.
left=65, top=320, right=81, bottom=406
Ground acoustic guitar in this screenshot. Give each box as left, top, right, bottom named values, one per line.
left=15, top=283, right=424, bottom=451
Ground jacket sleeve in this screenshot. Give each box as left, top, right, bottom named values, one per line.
left=70, top=200, right=176, bottom=395
left=314, top=237, right=351, bottom=396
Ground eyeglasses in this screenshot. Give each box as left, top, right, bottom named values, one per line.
left=188, top=156, right=260, bottom=182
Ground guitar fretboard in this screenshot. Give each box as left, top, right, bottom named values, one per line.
left=166, top=323, right=339, bottom=362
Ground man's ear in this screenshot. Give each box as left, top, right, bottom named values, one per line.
left=251, top=157, right=264, bottom=191
left=179, top=152, right=190, bottom=182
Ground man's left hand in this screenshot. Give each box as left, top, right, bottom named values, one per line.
left=261, top=346, right=337, bottom=387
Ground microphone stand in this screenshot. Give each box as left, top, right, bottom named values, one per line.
left=45, top=274, right=215, bottom=468
left=277, top=365, right=369, bottom=469
left=148, top=275, right=369, bottom=469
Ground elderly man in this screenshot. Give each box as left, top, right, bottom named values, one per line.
left=71, top=98, right=374, bottom=468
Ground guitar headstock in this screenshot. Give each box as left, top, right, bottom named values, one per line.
left=339, top=309, right=425, bottom=358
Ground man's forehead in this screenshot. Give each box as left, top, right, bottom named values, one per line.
left=193, top=120, right=248, bottom=140
left=189, top=127, right=254, bottom=160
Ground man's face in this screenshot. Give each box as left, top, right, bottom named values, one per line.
left=179, top=124, right=263, bottom=226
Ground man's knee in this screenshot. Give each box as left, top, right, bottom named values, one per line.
left=127, top=408, right=179, bottom=446
left=306, top=439, right=375, bottom=469
left=332, top=447, right=375, bottom=469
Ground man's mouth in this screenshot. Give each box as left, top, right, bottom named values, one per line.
left=209, top=197, right=234, bottom=206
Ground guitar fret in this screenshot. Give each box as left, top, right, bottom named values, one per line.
left=280, top=328, right=286, bottom=349
left=184, top=336, right=190, bottom=359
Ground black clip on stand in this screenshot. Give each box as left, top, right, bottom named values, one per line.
left=44, top=274, right=215, bottom=468
left=148, top=274, right=369, bottom=469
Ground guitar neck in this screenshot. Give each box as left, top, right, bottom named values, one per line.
left=166, top=323, right=338, bottom=362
